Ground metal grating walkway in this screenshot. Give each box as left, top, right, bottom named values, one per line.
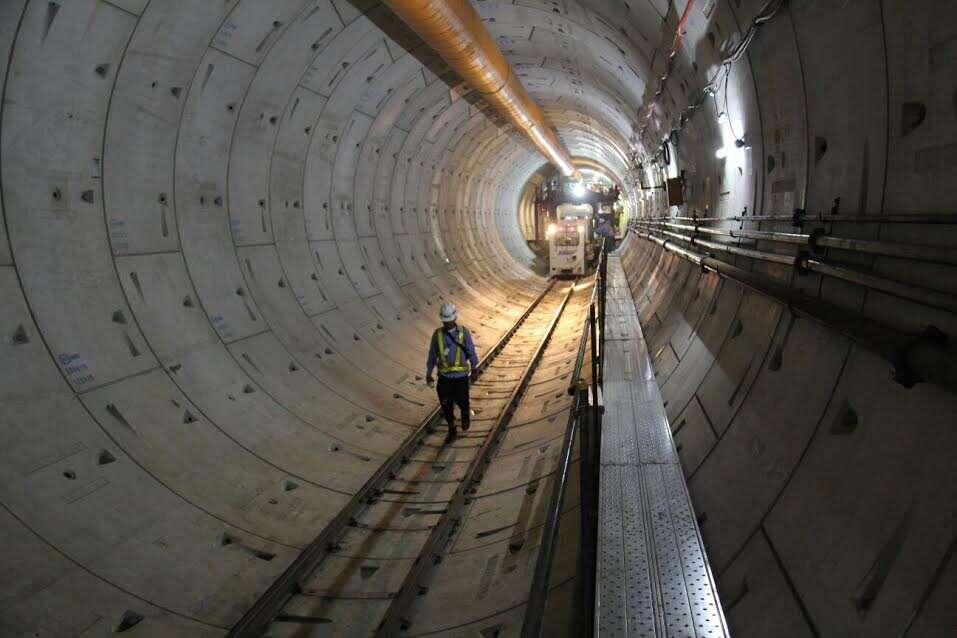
left=596, top=254, right=729, bottom=638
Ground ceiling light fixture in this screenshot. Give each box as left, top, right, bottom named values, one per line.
left=716, top=137, right=749, bottom=160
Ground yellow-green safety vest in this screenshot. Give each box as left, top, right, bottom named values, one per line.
left=435, top=327, right=470, bottom=375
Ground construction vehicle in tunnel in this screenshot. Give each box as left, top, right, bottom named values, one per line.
left=546, top=207, right=589, bottom=276
left=536, top=175, right=621, bottom=277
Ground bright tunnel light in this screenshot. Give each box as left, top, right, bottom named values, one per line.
left=572, top=182, right=586, bottom=197
left=545, top=223, right=557, bottom=238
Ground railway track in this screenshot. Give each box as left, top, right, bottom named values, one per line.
left=230, top=280, right=593, bottom=637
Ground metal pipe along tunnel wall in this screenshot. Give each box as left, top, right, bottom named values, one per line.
left=0, top=0, right=955, bottom=637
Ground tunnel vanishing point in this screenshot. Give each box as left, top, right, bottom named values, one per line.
left=0, top=0, right=955, bottom=637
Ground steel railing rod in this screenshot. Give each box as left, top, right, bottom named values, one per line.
left=575, top=383, right=595, bottom=638
left=656, top=212, right=957, bottom=225
left=651, top=228, right=957, bottom=314
left=596, top=237, right=607, bottom=387
left=522, top=253, right=606, bottom=638
left=583, top=302, right=602, bottom=634
left=631, top=219, right=957, bottom=265
left=632, top=229, right=957, bottom=394
left=520, top=336, right=591, bottom=638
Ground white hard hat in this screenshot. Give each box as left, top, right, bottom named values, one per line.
left=439, top=301, right=457, bottom=322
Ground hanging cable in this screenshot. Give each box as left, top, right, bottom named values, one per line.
left=636, top=0, right=698, bottom=138
left=638, top=0, right=787, bottom=161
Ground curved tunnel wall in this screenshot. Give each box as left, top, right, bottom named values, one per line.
left=618, top=1, right=957, bottom=636
left=0, top=0, right=954, bottom=636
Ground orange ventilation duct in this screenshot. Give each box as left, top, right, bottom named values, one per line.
left=383, top=0, right=582, bottom=180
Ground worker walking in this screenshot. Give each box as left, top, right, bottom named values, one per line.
left=426, top=302, right=479, bottom=444
left=596, top=217, right=615, bottom=251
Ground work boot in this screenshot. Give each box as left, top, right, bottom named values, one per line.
left=461, top=418, right=470, bottom=432
left=444, top=426, right=457, bottom=445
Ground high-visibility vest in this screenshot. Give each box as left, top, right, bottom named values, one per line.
left=435, top=327, right=470, bottom=375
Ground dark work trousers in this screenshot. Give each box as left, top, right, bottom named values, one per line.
left=436, top=375, right=470, bottom=431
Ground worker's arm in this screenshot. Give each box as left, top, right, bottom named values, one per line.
left=426, top=336, right=437, bottom=384
left=464, top=329, right=479, bottom=370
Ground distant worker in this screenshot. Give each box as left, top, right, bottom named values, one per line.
left=596, top=217, right=615, bottom=251
left=426, top=302, right=479, bottom=444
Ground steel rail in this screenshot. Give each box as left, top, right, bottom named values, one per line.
left=228, top=282, right=555, bottom=638
left=375, top=283, right=577, bottom=636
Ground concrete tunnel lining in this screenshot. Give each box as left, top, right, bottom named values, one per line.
left=1, top=0, right=956, bottom=636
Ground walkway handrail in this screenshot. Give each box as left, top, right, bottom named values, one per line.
left=521, top=238, right=607, bottom=638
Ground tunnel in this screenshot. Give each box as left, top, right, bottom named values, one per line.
left=1, top=0, right=955, bottom=636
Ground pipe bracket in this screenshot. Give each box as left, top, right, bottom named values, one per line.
left=892, top=325, right=948, bottom=388
left=794, top=251, right=811, bottom=275
left=792, top=208, right=806, bottom=229
left=830, top=197, right=841, bottom=216
left=568, top=377, right=588, bottom=396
